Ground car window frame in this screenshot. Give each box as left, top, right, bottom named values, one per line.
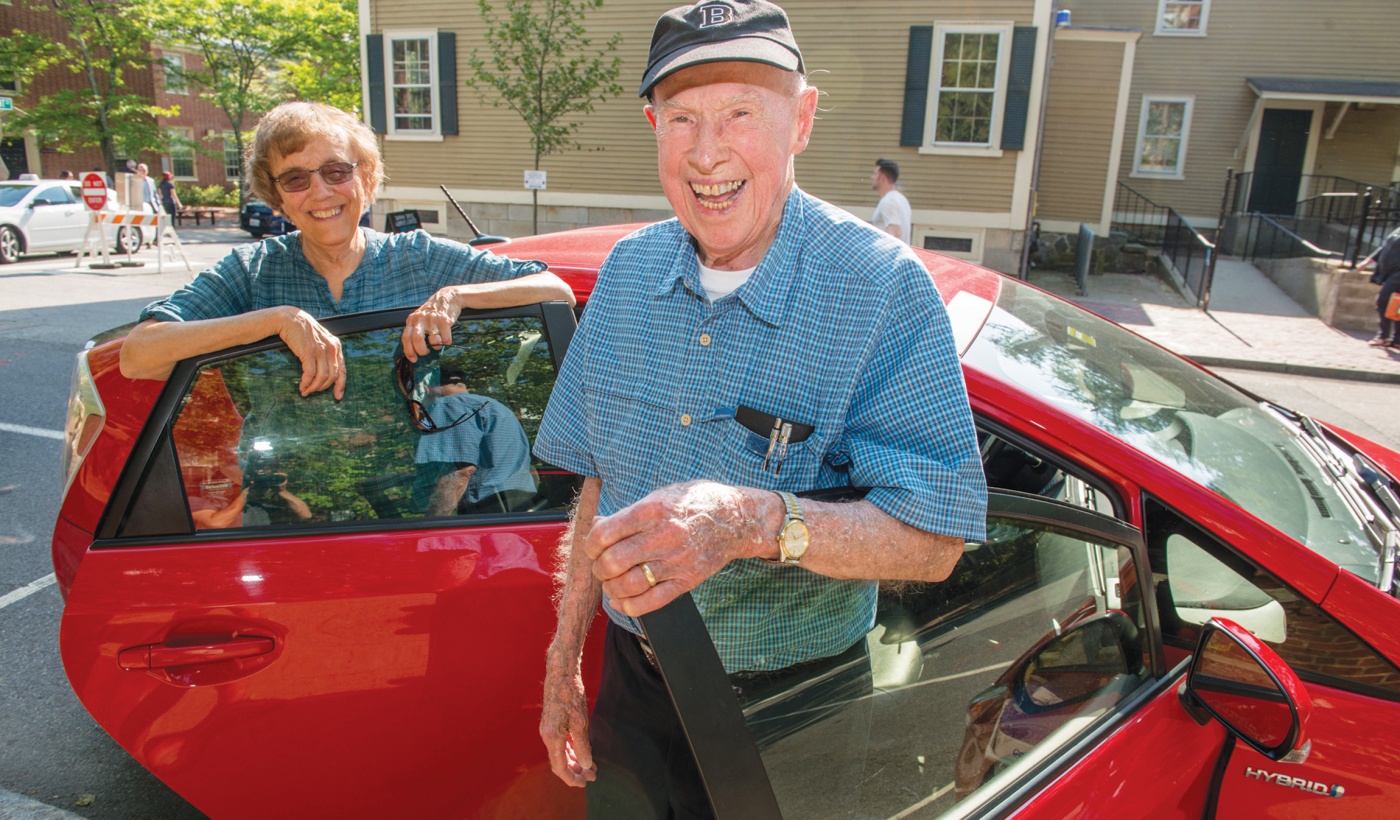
left=94, top=302, right=578, bottom=545
left=644, top=491, right=1171, bottom=819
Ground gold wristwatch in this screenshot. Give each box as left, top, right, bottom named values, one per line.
left=767, top=491, right=809, bottom=565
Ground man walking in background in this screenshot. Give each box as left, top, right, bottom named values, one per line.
left=870, top=157, right=912, bottom=244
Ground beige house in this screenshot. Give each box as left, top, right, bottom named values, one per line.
left=1038, top=0, right=1400, bottom=237
left=358, top=0, right=1055, bottom=273
left=357, top=0, right=1400, bottom=275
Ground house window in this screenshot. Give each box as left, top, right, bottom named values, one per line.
left=926, top=24, right=1011, bottom=153
left=163, top=54, right=187, bottom=95
left=387, top=33, right=438, bottom=134
left=1156, top=0, right=1209, bottom=35
left=1133, top=96, right=1194, bottom=178
left=223, top=132, right=241, bottom=180
left=168, top=128, right=196, bottom=179
left=0, top=75, right=17, bottom=93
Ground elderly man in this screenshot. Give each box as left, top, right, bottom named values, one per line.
left=534, top=1, right=986, bottom=816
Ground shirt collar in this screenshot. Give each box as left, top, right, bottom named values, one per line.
left=650, top=188, right=806, bottom=328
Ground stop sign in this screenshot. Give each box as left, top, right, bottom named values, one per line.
left=81, top=173, right=107, bottom=211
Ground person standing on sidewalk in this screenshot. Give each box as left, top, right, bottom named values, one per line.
left=1361, top=226, right=1400, bottom=347
left=534, top=2, right=985, bottom=816
left=870, top=157, right=912, bottom=244
left=135, top=164, right=161, bottom=214
left=158, top=171, right=182, bottom=219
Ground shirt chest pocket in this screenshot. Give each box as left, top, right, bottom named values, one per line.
left=582, top=381, right=680, bottom=489
left=717, top=415, right=826, bottom=490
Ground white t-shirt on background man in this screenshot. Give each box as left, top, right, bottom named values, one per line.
left=872, top=189, right=913, bottom=245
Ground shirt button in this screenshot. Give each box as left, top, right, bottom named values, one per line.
left=699, top=333, right=712, bottom=347
left=680, top=413, right=693, bottom=426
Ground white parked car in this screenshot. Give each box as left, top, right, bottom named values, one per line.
left=0, top=179, right=143, bottom=264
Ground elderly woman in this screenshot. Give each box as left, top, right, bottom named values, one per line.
left=120, top=101, right=574, bottom=397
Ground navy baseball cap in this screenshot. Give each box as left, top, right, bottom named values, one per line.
left=639, top=0, right=804, bottom=98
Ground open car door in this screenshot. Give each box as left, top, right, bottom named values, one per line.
left=59, top=304, right=598, bottom=819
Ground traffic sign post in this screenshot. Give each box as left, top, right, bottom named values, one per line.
left=81, top=173, right=108, bottom=210
left=75, top=174, right=119, bottom=268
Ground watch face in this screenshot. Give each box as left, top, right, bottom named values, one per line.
left=781, top=520, right=810, bottom=559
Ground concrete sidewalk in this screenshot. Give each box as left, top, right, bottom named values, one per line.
left=1028, top=257, right=1400, bottom=384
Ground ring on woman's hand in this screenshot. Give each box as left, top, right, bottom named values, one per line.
left=426, top=328, right=441, bottom=337
left=640, top=562, right=658, bottom=588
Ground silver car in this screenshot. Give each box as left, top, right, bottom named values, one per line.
left=0, top=179, right=143, bottom=263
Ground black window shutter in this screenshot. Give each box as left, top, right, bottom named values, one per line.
left=900, top=26, right=934, bottom=147
left=438, top=32, right=457, bottom=136
left=366, top=34, right=386, bottom=134
left=1000, top=26, right=1038, bottom=151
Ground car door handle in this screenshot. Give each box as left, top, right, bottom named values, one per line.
left=118, top=636, right=276, bottom=670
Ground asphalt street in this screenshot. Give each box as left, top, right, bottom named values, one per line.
left=1, top=236, right=234, bottom=820
left=2, top=235, right=1400, bottom=818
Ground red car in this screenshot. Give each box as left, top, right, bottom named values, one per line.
left=54, top=225, right=1400, bottom=819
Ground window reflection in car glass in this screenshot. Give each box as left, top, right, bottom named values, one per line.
left=963, top=278, right=1381, bottom=581
left=170, top=317, right=579, bottom=529
left=734, top=516, right=1148, bottom=818
left=1145, top=497, right=1400, bottom=699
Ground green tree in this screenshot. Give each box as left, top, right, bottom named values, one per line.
left=283, top=0, right=362, bottom=114
left=6, top=0, right=176, bottom=178
left=466, top=0, right=624, bottom=233
left=139, top=0, right=326, bottom=205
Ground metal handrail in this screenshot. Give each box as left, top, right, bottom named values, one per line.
left=1114, top=182, right=1217, bottom=307
left=1244, top=211, right=1341, bottom=262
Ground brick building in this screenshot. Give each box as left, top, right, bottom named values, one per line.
left=1, top=4, right=252, bottom=189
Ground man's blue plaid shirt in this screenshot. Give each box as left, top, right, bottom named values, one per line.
left=140, top=229, right=547, bottom=322
left=535, top=189, right=987, bottom=673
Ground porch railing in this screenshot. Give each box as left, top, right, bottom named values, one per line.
left=1113, top=182, right=1216, bottom=306
left=1222, top=171, right=1400, bottom=265
left=1240, top=211, right=1341, bottom=264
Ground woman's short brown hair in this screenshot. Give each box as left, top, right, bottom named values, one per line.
left=245, top=101, right=385, bottom=209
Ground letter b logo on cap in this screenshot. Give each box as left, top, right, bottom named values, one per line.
left=698, top=2, right=734, bottom=27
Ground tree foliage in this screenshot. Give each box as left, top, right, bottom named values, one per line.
left=282, top=0, right=362, bottom=115
left=138, top=0, right=307, bottom=204
left=467, top=0, right=624, bottom=231
left=6, top=0, right=176, bottom=177
left=138, top=0, right=357, bottom=204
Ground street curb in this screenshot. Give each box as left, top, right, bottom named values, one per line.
left=1190, top=355, right=1400, bottom=385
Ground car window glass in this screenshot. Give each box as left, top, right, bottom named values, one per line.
left=169, top=316, right=579, bottom=530
left=0, top=185, right=35, bottom=207
left=978, top=428, right=1118, bottom=517
left=963, top=277, right=1382, bottom=582
left=34, top=185, right=74, bottom=205
left=1145, top=496, right=1400, bottom=699
left=726, top=513, right=1149, bottom=818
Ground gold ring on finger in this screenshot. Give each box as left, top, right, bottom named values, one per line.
left=426, top=328, right=441, bottom=337
left=640, top=562, right=658, bottom=588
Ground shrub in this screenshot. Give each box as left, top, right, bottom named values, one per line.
left=175, top=183, right=239, bottom=207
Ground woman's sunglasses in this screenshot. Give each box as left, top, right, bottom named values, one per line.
left=394, top=356, right=486, bottom=433
left=272, top=161, right=359, bottom=193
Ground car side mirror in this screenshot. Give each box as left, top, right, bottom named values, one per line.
left=1180, top=618, right=1313, bottom=763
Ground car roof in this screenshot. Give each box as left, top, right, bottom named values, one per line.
left=501, top=223, right=1005, bottom=353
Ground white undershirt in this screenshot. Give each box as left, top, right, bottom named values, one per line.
left=698, top=262, right=758, bottom=301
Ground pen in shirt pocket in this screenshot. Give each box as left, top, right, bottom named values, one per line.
left=734, top=404, right=813, bottom=475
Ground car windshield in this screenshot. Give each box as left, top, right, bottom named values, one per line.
left=962, top=277, right=1380, bottom=582
left=0, top=184, right=36, bottom=207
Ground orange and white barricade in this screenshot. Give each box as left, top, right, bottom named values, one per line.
left=77, top=211, right=192, bottom=273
